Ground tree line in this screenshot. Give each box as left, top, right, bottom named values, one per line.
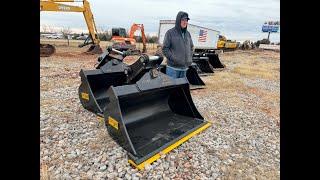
left=41, top=25, right=159, bottom=43
left=95, top=31, right=159, bottom=43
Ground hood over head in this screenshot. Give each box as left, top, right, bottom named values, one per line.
left=175, top=11, right=190, bottom=33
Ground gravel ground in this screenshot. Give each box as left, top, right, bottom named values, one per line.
left=40, top=47, right=280, bottom=179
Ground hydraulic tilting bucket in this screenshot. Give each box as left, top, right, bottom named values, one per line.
left=79, top=49, right=163, bottom=115
left=159, top=64, right=205, bottom=90
left=103, top=71, right=211, bottom=169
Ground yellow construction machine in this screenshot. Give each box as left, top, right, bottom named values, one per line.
left=217, top=35, right=237, bottom=50
left=40, top=0, right=102, bottom=57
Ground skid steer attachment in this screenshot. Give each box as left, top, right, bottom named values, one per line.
left=103, top=69, right=211, bottom=170
left=79, top=47, right=163, bottom=115
left=159, top=64, right=205, bottom=90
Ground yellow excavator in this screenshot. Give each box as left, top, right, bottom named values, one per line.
left=217, top=35, right=238, bottom=50
left=40, top=0, right=102, bottom=57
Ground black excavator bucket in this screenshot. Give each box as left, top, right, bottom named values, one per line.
left=208, top=53, right=225, bottom=68
left=111, top=42, right=139, bottom=53
left=192, top=56, right=215, bottom=73
left=192, top=53, right=225, bottom=73
left=85, top=44, right=103, bottom=54
left=159, top=64, right=205, bottom=89
left=103, top=71, right=211, bottom=170
left=40, top=44, right=56, bottom=57
left=79, top=48, right=163, bottom=115
left=187, top=63, right=206, bottom=89
left=79, top=68, right=127, bottom=115
left=78, top=35, right=103, bottom=54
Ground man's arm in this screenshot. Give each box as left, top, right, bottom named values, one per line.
left=190, top=33, right=194, bottom=52
left=162, top=31, right=174, bottom=61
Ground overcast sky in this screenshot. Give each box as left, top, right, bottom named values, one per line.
left=40, top=0, right=280, bottom=42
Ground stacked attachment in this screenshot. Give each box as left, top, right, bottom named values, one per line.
left=159, top=64, right=205, bottom=90
left=79, top=48, right=162, bottom=115
left=193, top=51, right=225, bottom=73
left=78, top=47, right=211, bottom=170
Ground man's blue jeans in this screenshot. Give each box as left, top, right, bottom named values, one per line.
left=166, top=66, right=188, bottom=78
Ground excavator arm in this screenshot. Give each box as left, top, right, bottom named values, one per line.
left=129, top=24, right=147, bottom=53
left=82, top=0, right=100, bottom=46
left=40, top=0, right=102, bottom=55
left=40, top=0, right=83, bottom=12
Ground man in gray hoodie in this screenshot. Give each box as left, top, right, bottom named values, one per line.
left=162, top=11, right=194, bottom=78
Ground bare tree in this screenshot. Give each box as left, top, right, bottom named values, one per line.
left=61, top=27, right=73, bottom=38
left=42, top=24, right=49, bottom=33
left=48, top=25, right=56, bottom=33
left=97, top=26, right=107, bottom=34
left=96, top=25, right=111, bottom=41
left=60, top=27, right=73, bottom=45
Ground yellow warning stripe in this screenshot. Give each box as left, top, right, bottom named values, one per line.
left=128, top=122, right=211, bottom=170
left=81, top=92, right=89, bottom=100
left=108, top=116, right=119, bottom=130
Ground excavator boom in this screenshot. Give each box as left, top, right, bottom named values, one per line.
left=110, top=23, right=147, bottom=54
left=129, top=23, right=147, bottom=53
left=40, top=0, right=102, bottom=56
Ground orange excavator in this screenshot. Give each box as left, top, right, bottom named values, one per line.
left=111, top=23, right=147, bottom=53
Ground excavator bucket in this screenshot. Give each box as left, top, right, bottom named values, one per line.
left=103, top=71, right=211, bottom=170
left=159, top=64, right=205, bottom=89
left=187, top=64, right=206, bottom=89
left=85, top=44, right=103, bottom=54
left=40, top=44, right=56, bottom=57
left=79, top=49, right=163, bottom=115
left=192, top=56, right=215, bottom=73
left=78, top=67, right=127, bottom=116
left=192, top=53, right=225, bottom=73
left=208, top=54, right=225, bottom=68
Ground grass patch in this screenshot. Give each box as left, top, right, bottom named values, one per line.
left=201, top=71, right=247, bottom=92
left=232, top=66, right=275, bottom=79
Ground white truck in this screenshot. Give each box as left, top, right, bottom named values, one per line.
left=46, top=33, right=64, bottom=39
left=158, top=20, right=225, bottom=73
left=158, top=20, right=220, bottom=49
